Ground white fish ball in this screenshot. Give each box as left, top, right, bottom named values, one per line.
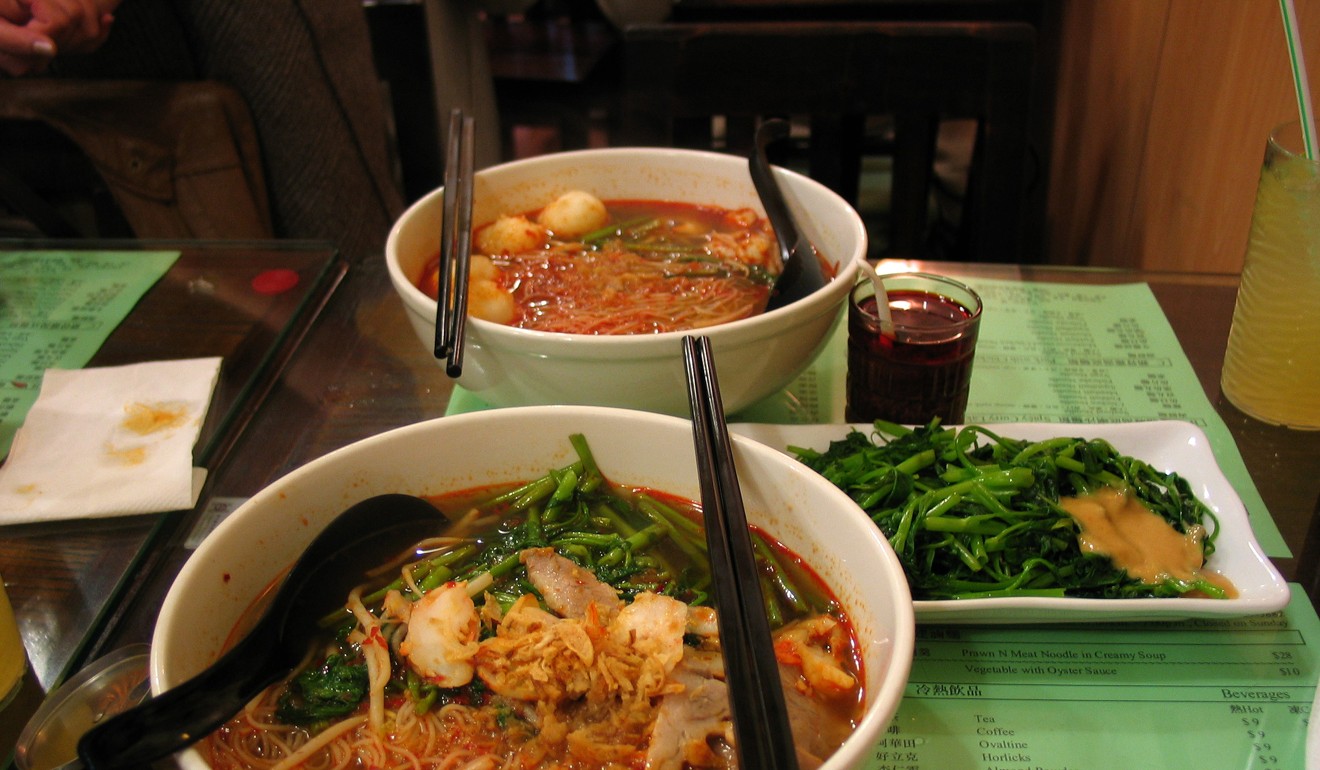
left=475, top=215, right=549, bottom=255
left=468, top=279, right=516, bottom=325
left=469, top=254, right=501, bottom=283
left=537, top=190, right=609, bottom=238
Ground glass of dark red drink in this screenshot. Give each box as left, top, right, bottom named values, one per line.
left=846, top=272, right=983, bottom=424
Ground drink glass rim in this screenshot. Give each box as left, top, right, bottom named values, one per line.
left=1269, top=120, right=1320, bottom=169
left=850, top=271, right=983, bottom=335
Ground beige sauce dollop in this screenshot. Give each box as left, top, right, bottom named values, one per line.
left=1060, top=487, right=1237, bottom=598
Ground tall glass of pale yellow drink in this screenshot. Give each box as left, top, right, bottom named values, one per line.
left=0, top=576, right=26, bottom=710
left=1221, top=120, right=1320, bottom=429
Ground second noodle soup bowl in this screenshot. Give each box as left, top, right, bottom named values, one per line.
left=385, top=147, right=865, bottom=416
left=153, top=405, right=915, bottom=769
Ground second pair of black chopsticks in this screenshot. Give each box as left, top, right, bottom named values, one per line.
left=682, top=335, right=801, bottom=770
left=433, top=108, right=475, bottom=378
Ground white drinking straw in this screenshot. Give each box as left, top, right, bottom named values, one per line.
left=1279, top=0, right=1317, bottom=159
left=855, top=256, right=894, bottom=335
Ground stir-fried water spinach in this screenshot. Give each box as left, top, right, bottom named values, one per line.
left=789, top=421, right=1225, bottom=601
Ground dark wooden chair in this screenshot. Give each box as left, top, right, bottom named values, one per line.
left=619, top=20, right=1041, bottom=263
left=0, top=80, right=274, bottom=241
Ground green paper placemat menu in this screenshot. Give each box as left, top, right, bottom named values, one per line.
left=0, top=250, right=180, bottom=459
left=447, top=278, right=1286, bottom=556
left=873, top=584, right=1316, bottom=770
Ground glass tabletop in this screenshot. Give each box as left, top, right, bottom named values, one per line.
left=2, top=253, right=1316, bottom=768
left=0, top=239, right=346, bottom=764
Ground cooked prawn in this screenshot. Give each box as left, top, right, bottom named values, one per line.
left=399, top=580, right=480, bottom=687
left=773, top=615, right=858, bottom=699
left=609, top=592, right=688, bottom=673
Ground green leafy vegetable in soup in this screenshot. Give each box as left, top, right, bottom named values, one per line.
left=276, top=653, right=368, bottom=727
left=789, top=421, right=1231, bottom=601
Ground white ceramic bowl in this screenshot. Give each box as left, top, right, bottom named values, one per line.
left=153, top=406, right=913, bottom=769
left=385, top=147, right=865, bottom=416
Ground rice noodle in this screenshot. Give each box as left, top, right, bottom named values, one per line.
left=418, top=199, right=794, bottom=335
left=211, top=647, right=517, bottom=769
left=347, top=587, right=391, bottom=735
left=269, top=715, right=366, bottom=770
left=501, top=247, right=769, bottom=335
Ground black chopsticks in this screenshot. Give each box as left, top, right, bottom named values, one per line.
left=433, top=108, right=476, bottom=378
left=682, top=335, right=801, bottom=770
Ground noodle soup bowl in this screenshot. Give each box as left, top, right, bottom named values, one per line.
left=153, top=406, right=914, bottom=769
left=386, top=147, right=865, bottom=415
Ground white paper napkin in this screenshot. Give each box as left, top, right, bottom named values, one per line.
left=0, top=357, right=222, bottom=525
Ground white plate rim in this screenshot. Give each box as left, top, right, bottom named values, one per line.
left=730, top=420, right=1290, bottom=623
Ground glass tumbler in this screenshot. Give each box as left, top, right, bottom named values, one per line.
left=1221, top=120, right=1320, bottom=429
left=846, top=272, right=983, bottom=425
left=0, top=575, right=27, bottom=710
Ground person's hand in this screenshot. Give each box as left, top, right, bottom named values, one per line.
left=25, top=0, right=114, bottom=54
left=0, top=0, right=116, bottom=76
left=0, top=4, right=56, bottom=77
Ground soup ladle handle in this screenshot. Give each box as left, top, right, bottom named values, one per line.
left=75, top=626, right=288, bottom=770
left=73, top=494, right=446, bottom=770
left=752, top=118, right=827, bottom=312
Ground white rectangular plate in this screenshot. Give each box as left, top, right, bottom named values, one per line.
left=730, top=421, right=1289, bottom=623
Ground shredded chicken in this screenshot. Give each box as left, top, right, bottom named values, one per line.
left=475, top=594, right=597, bottom=702
left=473, top=588, right=684, bottom=765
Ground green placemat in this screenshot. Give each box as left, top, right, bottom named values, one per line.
left=876, top=583, right=1316, bottom=769
left=0, top=250, right=180, bottom=459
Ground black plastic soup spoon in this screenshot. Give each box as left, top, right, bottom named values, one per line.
left=71, top=493, right=446, bottom=770
left=751, top=118, right=828, bottom=312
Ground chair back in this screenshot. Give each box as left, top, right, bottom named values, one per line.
left=620, top=20, right=1039, bottom=262
left=0, top=80, right=274, bottom=240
